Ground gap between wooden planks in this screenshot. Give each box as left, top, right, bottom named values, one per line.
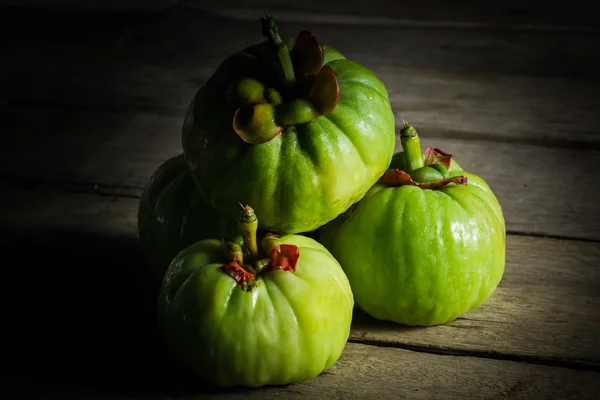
left=2, top=8, right=600, bottom=145
left=1, top=185, right=598, bottom=370
left=2, top=109, right=599, bottom=242
left=5, top=344, right=599, bottom=399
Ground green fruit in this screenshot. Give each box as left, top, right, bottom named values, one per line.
left=137, top=154, right=238, bottom=280
left=319, top=123, right=506, bottom=326
left=182, top=16, right=396, bottom=234
left=158, top=206, right=354, bottom=387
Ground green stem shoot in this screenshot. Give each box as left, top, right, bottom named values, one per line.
left=238, top=204, right=259, bottom=261
left=400, top=121, right=424, bottom=172
left=261, top=14, right=296, bottom=96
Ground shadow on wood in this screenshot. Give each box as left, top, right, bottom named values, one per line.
left=0, top=228, right=253, bottom=396
left=0, top=225, right=424, bottom=396
left=351, top=308, right=428, bottom=336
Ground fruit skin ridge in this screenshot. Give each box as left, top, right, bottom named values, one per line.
left=182, top=34, right=396, bottom=235
left=319, top=151, right=506, bottom=327
left=137, top=154, right=239, bottom=281
left=158, top=234, right=355, bottom=388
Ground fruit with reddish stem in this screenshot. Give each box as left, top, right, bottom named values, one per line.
left=158, top=205, right=354, bottom=387
left=319, top=122, right=506, bottom=326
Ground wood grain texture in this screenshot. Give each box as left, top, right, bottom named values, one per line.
left=2, top=8, right=599, bottom=145
left=2, top=0, right=595, bottom=29
left=0, top=0, right=178, bottom=10
left=3, top=108, right=599, bottom=241
left=8, top=343, right=600, bottom=399
left=351, top=234, right=600, bottom=367
left=1, top=4, right=597, bottom=399
left=180, top=0, right=599, bottom=30
left=1, top=186, right=598, bottom=367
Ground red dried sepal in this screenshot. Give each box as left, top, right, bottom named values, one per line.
left=378, top=168, right=468, bottom=190
left=425, top=175, right=468, bottom=190
left=424, top=147, right=453, bottom=169
left=219, top=261, right=255, bottom=285
left=378, top=169, right=416, bottom=186
left=308, top=66, right=340, bottom=116
left=291, top=30, right=324, bottom=76
left=232, top=103, right=284, bottom=144
left=270, top=244, right=300, bottom=272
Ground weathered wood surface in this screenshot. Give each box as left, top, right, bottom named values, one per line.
left=9, top=343, right=600, bottom=400
left=351, top=233, right=600, bottom=368
left=2, top=0, right=596, bottom=29
left=2, top=8, right=600, bottom=145
left=0, top=0, right=177, bottom=10
left=181, top=0, right=600, bottom=30
left=2, top=186, right=598, bottom=369
left=3, top=108, right=599, bottom=241
left=2, top=2, right=600, bottom=398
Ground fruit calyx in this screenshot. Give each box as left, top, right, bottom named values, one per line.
left=379, top=121, right=468, bottom=190
left=219, top=205, right=300, bottom=289
left=230, top=15, right=340, bottom=145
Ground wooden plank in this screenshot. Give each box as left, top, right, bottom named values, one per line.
left=0, top=6, right=154, bottom=50
left=5, top=67, right=599, bottom=146
left=181, top=0, right=599, bottom=30
left=77, top=8, right=600, bottom=79
left=1, top=186, right=599, bottom=367
left=382, top=69, right=600, bottom=146
left=0, top=109, right=181, bottom=189
left=0, top=108, right=179, bottom=190
left=351, top=234, right=600, bottom=368
left=2, top=108, right=599, bottom=241
left=0, top=108, right=140, bottom=183
left=2, top=9, right=600, bottom=144
left=0, top=0, right=178, bottom=10
left=7, top=343, right=600, bottom=399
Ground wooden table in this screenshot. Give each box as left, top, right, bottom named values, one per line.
left=2, top=1, right=599, bottom=398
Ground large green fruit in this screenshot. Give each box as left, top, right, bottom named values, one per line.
left=158, top=206, right=354, bottom=387
left=137, top=154, right=237, bottom=280
left=182, top=16, right=395, bottom=234
left=319, top=123, right=506, bottom=326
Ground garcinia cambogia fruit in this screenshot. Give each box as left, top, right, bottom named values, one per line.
left=182, top=15, right=396, bottom=234
left=319, top=122, right=506, bottom=326
left=158, top=205, right=355, bottom=387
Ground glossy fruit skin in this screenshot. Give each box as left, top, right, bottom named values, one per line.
left=319, top=153, right=506, bottom=326
left=182, top=39, right=396, bottom=234
left=137, top=154, right=237, bottom=280
left=158, top=234, right=354, bottom=388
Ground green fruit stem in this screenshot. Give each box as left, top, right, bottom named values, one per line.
left=261, top=235, right=281, bottom=258
left=261, top=14, right=296, bottom=96
left=238, top=204, right=259, bottom=260
left=223, top=241, right=244, bottom=265
left=400, top=121, right=424, bottom=172
left=253, top=258, right=271, bottom=274
left=221, top=207, right=301, bottom=288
